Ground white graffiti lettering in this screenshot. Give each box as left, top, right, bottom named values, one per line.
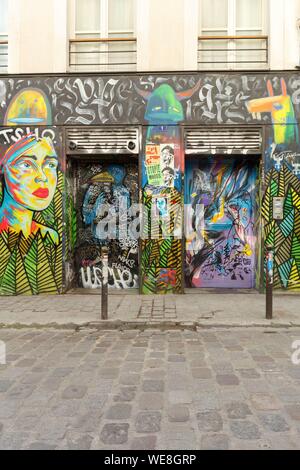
left=0, top=127, right=56, bottom=145
left=80, top=266, right=138, bottom=289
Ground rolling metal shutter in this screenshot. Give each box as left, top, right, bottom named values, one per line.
left=185, top=127, right=262, bottom=155
left=66, top=127, right=140, bottom=155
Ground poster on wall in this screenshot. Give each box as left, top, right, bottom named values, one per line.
left=145, top=145, right=163, bottom=187
left=160, top=144, right=175, bottom=188
left=154, top=196, right=169, bottom=218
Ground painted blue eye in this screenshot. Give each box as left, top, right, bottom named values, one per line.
left=19, top=161, right=32, bottom=169
left=44, top=161, right=58, bottom=169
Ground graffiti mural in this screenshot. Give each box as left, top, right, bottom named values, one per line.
left=0, top=74, right=299, bottom=127
left=185, top=157, right=259, bottom=288
left=246, top=80, right=300, bottom=290
left=73, top=161, right=139, bottom=289
left=247, top=79, right=299, bottom=145
left=0, top=72, right=299, bottom=295
left=138, top=83, right=201, bottom=293
left=4, top=88, right=52, bottom=126
left=0, top=130, right=64, bottom=295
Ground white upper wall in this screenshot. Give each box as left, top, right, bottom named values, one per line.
left=8, top=0, right=68, bottom=74
left=5, top=0, right=300, bottom=74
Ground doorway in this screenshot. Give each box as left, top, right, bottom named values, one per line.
left=72, top=159, right=139, bottom=290
left=184, top=155, right=260, bottom=289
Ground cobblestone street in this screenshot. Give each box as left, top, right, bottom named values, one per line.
left=0, top=327, right=300, bottom=450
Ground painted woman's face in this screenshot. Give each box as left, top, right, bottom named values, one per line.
left=4, top=139, right=58, bottom=211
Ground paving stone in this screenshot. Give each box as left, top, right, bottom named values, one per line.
left=121, top=363, right=144, bottom=373
left=197, top=411, right=223, bottom=432
left=50, top=402, right=80, bottom=417
left=168, top=355, right=186, bottom=363
left=216, top=374, right=240, bottom=386
left=145, top=359, right=164, bottom=369
left=0, top=431, right=30, bottom=450
left=99, top=368, right=120, bottom=379
left=9, top=384, right=35, bottom=400
left=119, top=374, right=140, bottom=386
left=100, top=423, right=129, bottom=445
left=200, top=433, right=229, bottom=450
left=113, top=387, right=136, bottom=402
left=0, top=380, right=13, bottom=392
left=15, top=358, right=36, bottom=367
left=226, top=402, right=252, bottom=419
left=238, top=369, right=261, bottom=379
left=51, top=368, right=74, bottom=377
left=142, top=380, right=165, bottom=392
left=230, top=421, right=261, bottom=440
left=191, top=368, right=212, bottom=379
left=26, top=441, right=57, bottom=450
left=144, top=369, right=166, bottom=380
left=139, top=393, right=164, bottom=410
left=285, top=405, right=300, bottom=421
left=105, top=404, right=132, bottom=420
left=63, top=432, right=94, bottom=450
left=250, top=393, right=281, bottom=411
left=62, top=385, right=87, bottom=399
left=167, top=405, right=190, bottom=423
left=259, top=414, right=290, bottom=432
left=130, top=435, right=157, bottom=450
left=135, top=412, right=161, bottom=433
left=194, top=391, right=219, bottom=411
left=168, top=391, right=192, bottom=405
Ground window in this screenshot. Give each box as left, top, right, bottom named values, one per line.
left=198, top=0, right=268, bottom=70
left=69, top=0, right=137, bottom=72
left=0, top=0, right=8, bottom=72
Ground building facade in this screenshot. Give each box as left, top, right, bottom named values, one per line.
left=0, top=0, right=300, bottom=295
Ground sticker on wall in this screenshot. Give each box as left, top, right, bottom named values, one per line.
left=160, top=144, right=175, bottom=188
left=145, top=144, right=163, bottom=187
left=154, top=196, right=169, bottom=219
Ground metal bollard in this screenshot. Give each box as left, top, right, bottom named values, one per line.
left=101, top=246, right=108, bottom=320
left=265, top=245, right=274, bottom=320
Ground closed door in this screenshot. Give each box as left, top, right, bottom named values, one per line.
left=185, top=156, right=259, bottom=288
left=74, top=161, right=139, bottom=289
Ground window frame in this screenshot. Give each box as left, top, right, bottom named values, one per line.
left=68, top=0, right=137, bottom=71
left=69, top=0, right=137, bottom=40
left=199, top=0, right=268, bottom=37
left=198, top=0, right=269, bottom=70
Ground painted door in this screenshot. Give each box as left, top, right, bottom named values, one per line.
left=74, top=161, right=139, bottom=289
left=185, top=157, right=259, bottom=288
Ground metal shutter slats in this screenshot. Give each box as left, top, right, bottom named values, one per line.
left=185, top=127, right=262, bottom=155
left=66, top=127, right=139, bottom=155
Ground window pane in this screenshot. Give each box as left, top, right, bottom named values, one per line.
left=75, top=0, right=101, bottom=33
left=236, top=0, right=262, bottom=30
left=200, top=0, right=228, bottom=31
left=108, top=0, right=134, bottom=32
left=199, top=39, right=229, bottom=69
left=0, top=0, right=8, bottom=33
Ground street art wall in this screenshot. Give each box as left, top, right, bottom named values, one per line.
left=0, top=72, right=299, bottom=293
left=246, top=78, right=300, bottom=290
left=0, top=127, right=64, bottom=295
left=1, top=74, right=300, bottom=127
left=73, top=161, right=139, bottom=289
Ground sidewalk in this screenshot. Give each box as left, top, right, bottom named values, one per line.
left=0, top=291, right=299, bottom=329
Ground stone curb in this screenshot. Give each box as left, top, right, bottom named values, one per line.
left=1, top=319, right=300, bottom=330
